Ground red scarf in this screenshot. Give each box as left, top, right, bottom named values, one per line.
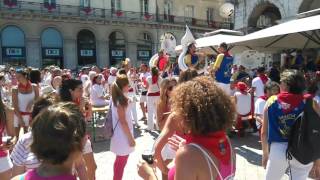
left=185, top=131, right=231, bottom=165
left=277, top=92, right=304, bottom=113
left=259, top=74, right=268, bottom=85
left=259, top=95, right=268, bottom=101
left=18, top=81, right=32, bottom=91
left=152, top=75, right=158, bottom=84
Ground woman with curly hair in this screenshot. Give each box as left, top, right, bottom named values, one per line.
left=139, top=76, right=236, bottom=180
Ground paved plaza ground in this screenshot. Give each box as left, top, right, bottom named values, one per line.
left=91, top=106, right=292, bottom=180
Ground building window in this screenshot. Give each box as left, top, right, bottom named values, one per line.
left=207, top=8, right=214, bottom=22
left=140, top=0, right=149, bottom=14
left=184, top=5, right=194, bottom=18
left=111, top=0, right=122, bottom=12
left=80, top=0, right=90, bottom=8
left=164, top=0, right=173, bottom=20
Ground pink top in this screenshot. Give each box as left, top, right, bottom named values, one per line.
left=22, top=169, right=76, bottom=180
left=0, top=131, right=8, bottom=157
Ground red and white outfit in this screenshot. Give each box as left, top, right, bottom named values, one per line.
left=252, top=75, right=269, bottom=98
left=110, top=101, right=134, bottom=180
left=128, top=72, right=138, bottom=125
left=146, top=75, right=161, bottom=131
left=234, top=82, right=252, bottom=131
left=139, top=72, right=150, bottom=103
left=14, top=85, right=35, bottom=128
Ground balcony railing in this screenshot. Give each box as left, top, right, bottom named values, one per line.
left=0, top=1, right=233, bottom=29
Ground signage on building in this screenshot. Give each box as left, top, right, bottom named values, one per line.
left=43, top=48, right=61, bottom=57
left=80, top=49, right=94, bottom=57
left=111, top=50, right=125, bottom=60
left=2, top=47, right=25, bottom=58
left=137, top=50, right=151, bottom=60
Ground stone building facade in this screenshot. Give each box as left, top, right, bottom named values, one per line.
left=234, top=0, right=320, bottom=33
left=0, top=0, right=232, bottom=69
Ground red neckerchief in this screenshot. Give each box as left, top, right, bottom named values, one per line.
left=224, top=52, right=231, bottom=57
left=74, top=98, right=81, bottom=106
left=239, top=90, right=248, bottom=95
left=259, top=74, right=268, bottom=85
left=18, top=81, right=32, bottom=91
left=277, top=92, right=304, bottom=113
left=259, top=95, right=268, bottom=101
left=185, top=131, right=231, bottom=165
left=152, top=75, right=158, bottom=84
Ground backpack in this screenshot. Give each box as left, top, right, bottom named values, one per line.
left=287, top=98, right=320, bottom=164
left=103, top=100, right=119, bottom=139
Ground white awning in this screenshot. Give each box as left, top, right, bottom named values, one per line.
left=230, top=14, right=320, bottom=49
left=175, top=34, right=242, bottom=52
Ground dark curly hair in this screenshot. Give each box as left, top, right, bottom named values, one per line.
left=31, top=102, right=86, bottom=165
left=171, top=76, right=235, bottom=135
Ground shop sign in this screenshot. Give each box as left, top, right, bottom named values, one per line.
left=111, top=50, right=124, bottom=57
left=80, top=49, right=94, bottom=57
left=45, top=48, right=60, bottom=56
left=3, top=47, right=25, bottom=58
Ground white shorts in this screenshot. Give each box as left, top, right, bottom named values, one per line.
left=14, top=115, right=30, bottom=128
left=82, top=138, right=93, bottom=154
left=161, top=143, right=176, bottom=160
left=0, top=155, right=13, bottom=173
left=140, top=94, right=147, bottom=103
left=216, top=82, right=231, bottom=96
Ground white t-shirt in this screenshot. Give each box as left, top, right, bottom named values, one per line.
left=252, top=77, right=268, bottom=97
left=90, top=84, right=107, bottom=106
left=139, top=72, right=151, bottom=92
left=108, top=75, right=117, bottom=86
left=147, top=76, right=162, bottom=94
left=254, top=97, right=266, bottom=115
left=80, top=74, right=89, bottom=85
left=254, top=97, right=267, bottom=128
left=234, top=91, right=251, bottom=115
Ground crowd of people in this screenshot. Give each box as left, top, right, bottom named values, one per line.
left=0, top=42, right=319, bottom=180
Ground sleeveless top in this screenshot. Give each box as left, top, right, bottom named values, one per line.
left=21, top=169, right=76, bottom=180
left=0, top=130, right=8, bottom=157
left=18, top=87, right=35, bottom=113
left=184, top=54, right=199, bottom=66
left=110, top=101, right=134, bottom=156
left=215, top=54, right=233, bottom=84
left=266, top=95, right=305, bottom=143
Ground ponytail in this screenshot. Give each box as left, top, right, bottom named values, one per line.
left=111, top=75, right=129, bottom=107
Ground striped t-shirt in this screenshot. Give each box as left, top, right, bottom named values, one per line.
left=10, top=132, right=40, bottom=170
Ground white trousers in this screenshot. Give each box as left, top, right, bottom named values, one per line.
left=128, top=92, right=138, bottom=124
left=216, top=82, right=231, bottom=96
left=266, top=142, right=313, bottom=180
left=146, top=95, right=159, bottom=130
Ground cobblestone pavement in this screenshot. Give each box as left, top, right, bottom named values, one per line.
left=91, top=108, right=292, bottom=180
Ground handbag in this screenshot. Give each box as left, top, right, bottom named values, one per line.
left=103, top=100, right=119, bottom=139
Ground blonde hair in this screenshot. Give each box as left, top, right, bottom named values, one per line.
left=111, top=74, right=129, bottom=107
left=158, top=78, right=177, bottom=108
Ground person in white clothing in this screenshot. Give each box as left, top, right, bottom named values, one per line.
left=110, top=74, right=135, bottom=180
left=127, top=68, right=139, bottom=127
left=234, top=82, right=251, bottom=136
left=252, top=67, right=269, bottom=98
left=146, top=67, right=162, bottom=131
left=254, top=82, right=280, bottom=134
left=90, top=74, right=108, bottom=107
left=12, top=69, right=39, bottom=138
left=139, top=64, right=150, bottom=120
left=83, top=71, right=96, bottom=98
left=108, top=67, right=117, bottom=92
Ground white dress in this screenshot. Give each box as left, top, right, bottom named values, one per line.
left=110, top=101, right=134, bottom=156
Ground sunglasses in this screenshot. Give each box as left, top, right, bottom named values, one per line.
left=168, top=86, right=175, bottom=91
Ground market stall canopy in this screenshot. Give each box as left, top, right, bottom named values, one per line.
left=230, top=11, right=320, bottom=50
left=175, top=29, right=243, bottom=52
